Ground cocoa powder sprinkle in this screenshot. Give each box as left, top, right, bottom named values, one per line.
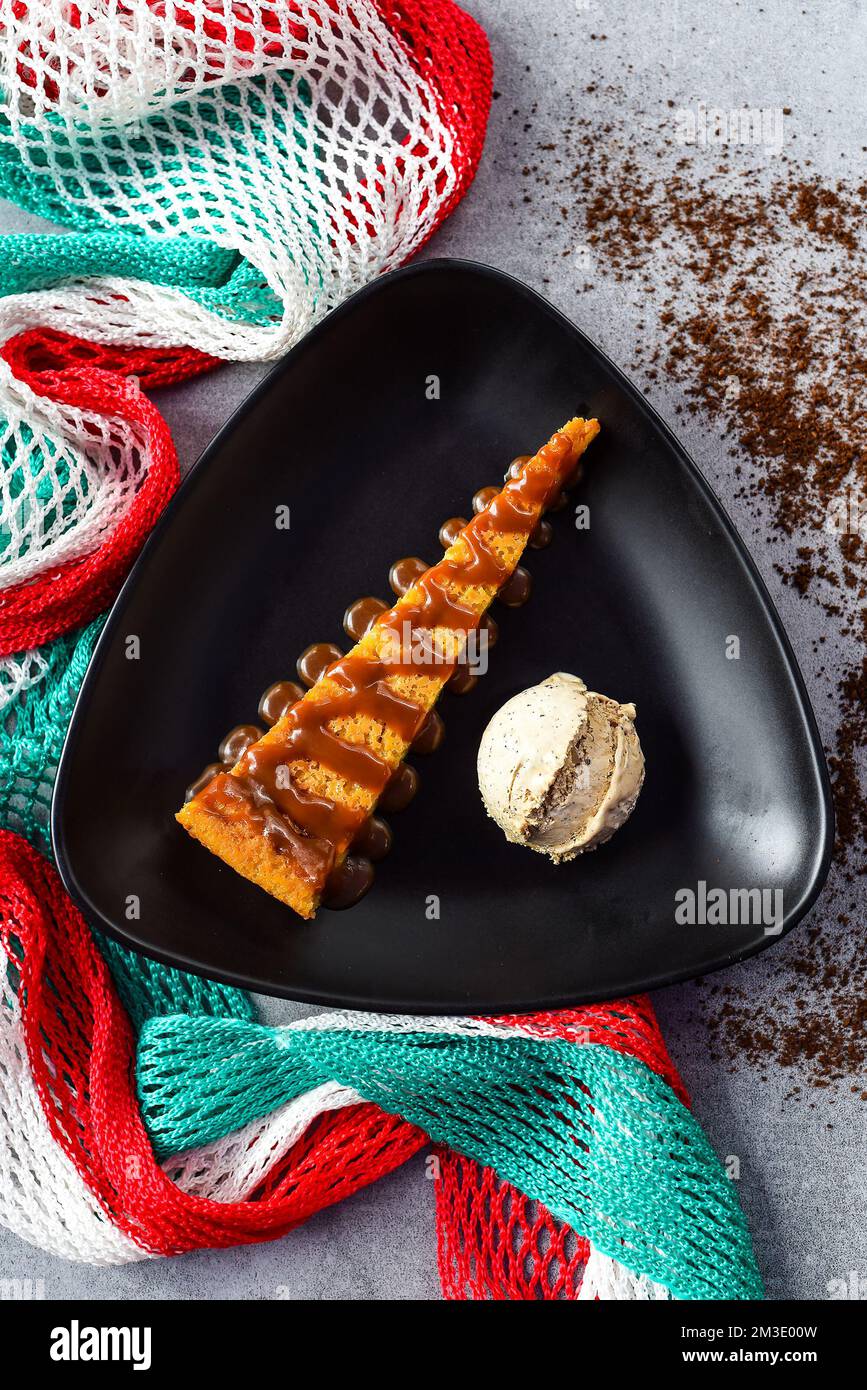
left=514, top=90, right=866, bottom=1090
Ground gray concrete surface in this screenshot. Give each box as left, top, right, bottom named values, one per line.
left=1, top=0, right=864, bottom=1300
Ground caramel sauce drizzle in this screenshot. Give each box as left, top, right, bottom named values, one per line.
left=192, top=434, right=575, bottom=904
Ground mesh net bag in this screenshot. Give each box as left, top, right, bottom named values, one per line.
left=0, top=826, right=762, bottom=1295
left=0, top=616, right=101, bottom=844
left=0, top=1, right=492, bottom=653
left=0, top=0, right=492, bottom=359
left=0, top=324, right=217, bottom=653
left=436, top=1151, right=592, bottom=1300
left=433, top=1004, right=688, bottom=1300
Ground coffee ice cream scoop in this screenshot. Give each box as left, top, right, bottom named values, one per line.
left=477, top=672, right=644, bottom=861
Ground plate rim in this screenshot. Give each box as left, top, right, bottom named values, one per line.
left=50, top=257, right=836, bottom=1011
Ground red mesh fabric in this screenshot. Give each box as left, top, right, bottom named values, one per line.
left=435, top=1150, right=591, bottom=1300
left=250, top=1102, right=423, bottom=1212
left=435, top=1003, right=691, bottom=1300
left=0, top=830, right=426, bottom=1255
left=1, top=327, right=218, bottom=389
left=373, top=0, right=493, bottom=234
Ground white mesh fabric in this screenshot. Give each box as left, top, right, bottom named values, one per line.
left=0, top=643, right=50, bottom=707
left=7, top=1, right=298, bottom=118
left=578, top=1244, right=676, bottom=1301
left=0, top=360, right=155, bottom=590
left=284, top=1011, right=541, bottom=1038
left=164, top=1081, right=361, bottom=1201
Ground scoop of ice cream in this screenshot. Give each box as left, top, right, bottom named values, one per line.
left=477, top=672, right=644, bottom=861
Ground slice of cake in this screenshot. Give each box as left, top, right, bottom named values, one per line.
left=177, top=417, right=600, bottom=918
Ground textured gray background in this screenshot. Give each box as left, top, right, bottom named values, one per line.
left=1, top=0, right=864, bottom=1301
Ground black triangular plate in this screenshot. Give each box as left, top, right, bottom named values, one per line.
left=52, top=260, right=833, bottom=1012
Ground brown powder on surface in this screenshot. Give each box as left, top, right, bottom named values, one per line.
left=514, top=92, right=866, bottom=1089
left=701, top=915, right=867, bottom=1090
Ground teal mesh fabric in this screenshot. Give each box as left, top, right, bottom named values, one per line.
left=99, top=936, right=256, bottom=1034
left=0, top=229, right=240, bottom=299
left=0, top=113, right=86, bottom=229
left=136, top=1015, right=763, bottom=1301
left=0, top=622, right=255, bottom=1031
left=0, top=619, right=104, bottom=853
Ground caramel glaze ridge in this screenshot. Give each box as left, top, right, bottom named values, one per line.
left=176, top=418, right=600, bottom=919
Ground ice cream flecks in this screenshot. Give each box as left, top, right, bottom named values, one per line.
left=477, top=672, right=644, bottom=861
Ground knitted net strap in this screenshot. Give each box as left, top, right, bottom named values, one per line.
left=0, top=0, right=493, bottom=360
left=163, top=1083, right=362, bottom=1200
left=434, top=1150, right=591, bottom=1300
left=577, top=1245, right=675, bottom=1301
left=0, top=618, right=100, bottom=843
left=0, top=323, right=223, bottom=657
left=132, top=1003, right=687, bottom=1170
left=0, top=823, right=421, bottom=1262
left=487, top=999, right=689, bottom=1101
left=0, top=228, right=239, bottom=303
left=0, top=941, right=146, bottom=1265
left=99, top=935, right=258, bottom=1034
